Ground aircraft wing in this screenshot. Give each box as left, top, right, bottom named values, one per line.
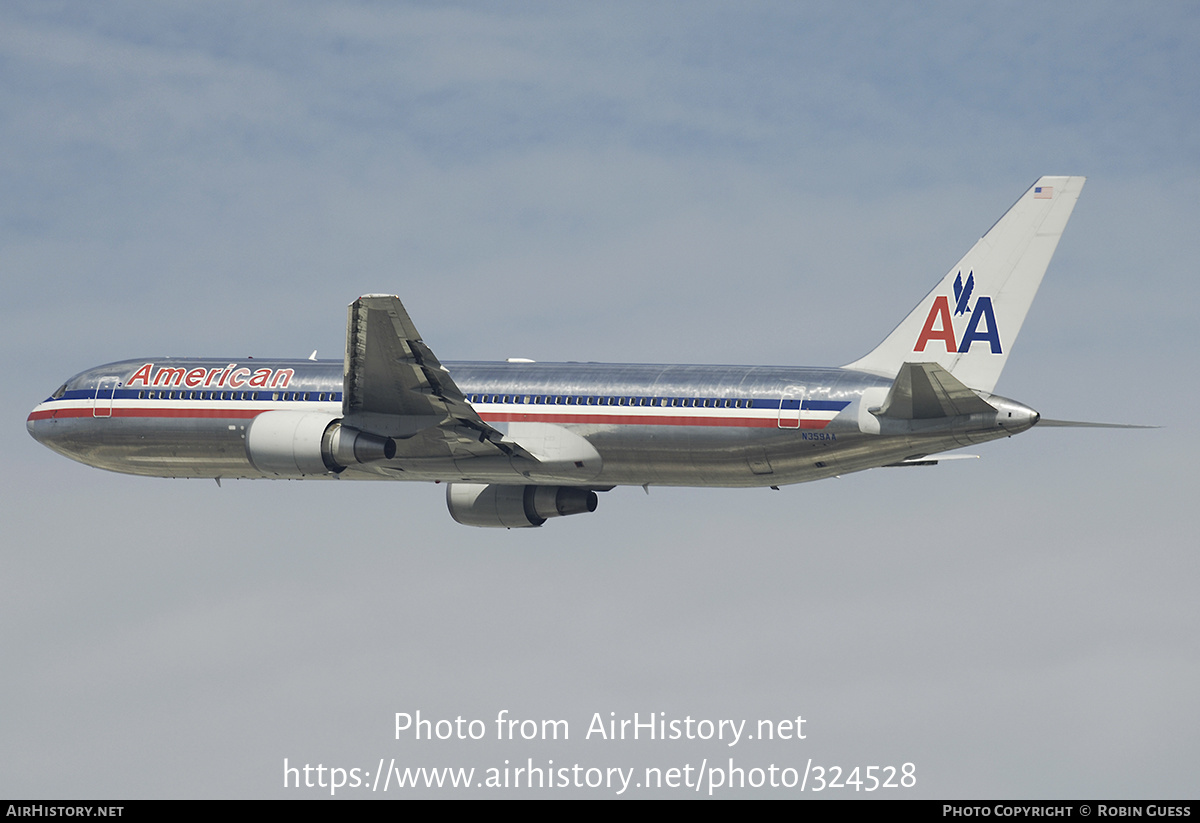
left=342, top=295, right=533, bottom=460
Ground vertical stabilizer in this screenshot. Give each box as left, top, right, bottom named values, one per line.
left=844, top=176, right=1085, bottom=393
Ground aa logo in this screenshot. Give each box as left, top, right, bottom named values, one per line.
left=914, top=271, right=1002, bottom=354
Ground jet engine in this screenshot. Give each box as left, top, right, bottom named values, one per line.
left=245, top=410, right=395, bottom=477
left=446, top=483, right=598, bottom=528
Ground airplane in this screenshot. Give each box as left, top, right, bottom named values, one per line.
left=27, top=175, right=1133, bottom=527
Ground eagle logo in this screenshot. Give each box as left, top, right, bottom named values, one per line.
left=953, top=271, right=974, bottom=316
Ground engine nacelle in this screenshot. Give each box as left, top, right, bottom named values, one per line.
left=245, top=411, right=395, bottom=477
left=446, top=483, right=599, bottom=528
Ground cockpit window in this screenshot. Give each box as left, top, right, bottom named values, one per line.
left=51, top=383, right=67, bottom=399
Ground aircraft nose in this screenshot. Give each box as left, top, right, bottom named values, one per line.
left=27, top=402, right=90, bottom=465
left=27, top=400, right=73, bottom=452
left=27, top=408, right=44, bottom=442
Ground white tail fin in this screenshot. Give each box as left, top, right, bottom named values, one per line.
left=844, top=176, right=1085, bottom=393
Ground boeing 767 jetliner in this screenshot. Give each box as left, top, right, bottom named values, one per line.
left=29, top=176, right=1127, bottom=527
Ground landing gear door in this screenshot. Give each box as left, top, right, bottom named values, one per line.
left=778, top=386, right=805, bottom=429
left=93, top=376, right=120, bottom=418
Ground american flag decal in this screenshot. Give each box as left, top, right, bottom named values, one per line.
left=1034, top=186, right=1053, bottom=199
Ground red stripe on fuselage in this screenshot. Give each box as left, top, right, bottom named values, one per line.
left=27, top=407, right=266, bottom=421
left=478, top=412, right=833, bottom=429
left=28, top=405, right=836, bottom=429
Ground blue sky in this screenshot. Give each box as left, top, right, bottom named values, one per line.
left=3, top=2, right=1197, bottom=797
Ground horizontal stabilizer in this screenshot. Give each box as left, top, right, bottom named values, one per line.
left=873, top=362, right=996, bottom=420
left=884, top=454, right=980, bottom=467
left=1036, top=419, right=1158, bottom=429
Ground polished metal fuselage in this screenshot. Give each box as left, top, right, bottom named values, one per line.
left=27, top=357, right=1038, bottom=487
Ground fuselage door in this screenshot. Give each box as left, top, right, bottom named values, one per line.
left=93, top=376, right=120, bottom=418
left=778, top=386, right=805, bottom=429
